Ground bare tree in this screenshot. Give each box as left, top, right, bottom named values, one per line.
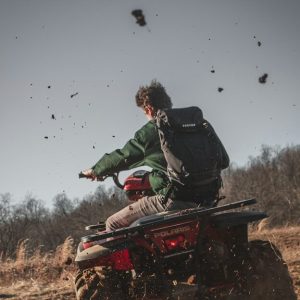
left=223, top=145, right=300, bottom=228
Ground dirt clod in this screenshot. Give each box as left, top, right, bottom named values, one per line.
left=259, top=73, right=268, bottom=84
left=70, top=92, right=79, bottom=98
left=131, top=9, right=147, bottom=26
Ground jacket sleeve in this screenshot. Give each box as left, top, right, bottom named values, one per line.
left=92, top=126, right=147, bottom=176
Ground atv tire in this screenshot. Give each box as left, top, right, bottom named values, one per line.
left=75, top=267, right=130, bottom=300
left=196, top=239, right=296, bottom=300
left=242, top=240, right=296, bottom=300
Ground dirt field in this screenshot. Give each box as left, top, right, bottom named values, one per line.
left=0, top=227, right=299, bottom=300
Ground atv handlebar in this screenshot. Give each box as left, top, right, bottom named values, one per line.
left=78, top=172, right=124, bottom=189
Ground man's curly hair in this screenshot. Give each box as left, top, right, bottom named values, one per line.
left=135, top=80, right=173, bottom=111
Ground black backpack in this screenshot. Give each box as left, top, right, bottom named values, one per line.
left=155, top=106, right=225, bottom=188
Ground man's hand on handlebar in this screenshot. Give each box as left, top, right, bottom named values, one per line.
left=80, top=169, right=105, bottom=181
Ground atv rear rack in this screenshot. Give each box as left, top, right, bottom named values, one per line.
left=82, top=198, right=257, bottom=243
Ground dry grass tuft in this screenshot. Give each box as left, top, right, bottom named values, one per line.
left=54, top=236, right=75, bottom=266
left=0, top=237, right=76, bottom=287
left=15, top=239, right=29, bottom=266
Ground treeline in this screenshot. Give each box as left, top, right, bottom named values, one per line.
left=0, top=186, right=128, bottom=258
left=223, top=145, right=300, bottom=228
left=1, top=145, right=300, bottom=258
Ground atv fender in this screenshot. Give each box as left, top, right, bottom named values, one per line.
left=211, top=211, right=267, bottom=228
left=75, top=244, right=111, bottom=263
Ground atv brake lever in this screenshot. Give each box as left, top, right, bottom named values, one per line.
left=78, top=172, right=86, bottom=178
left=85, top=222, right=106, bottom=231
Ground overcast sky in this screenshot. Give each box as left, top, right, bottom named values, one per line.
left=0, top=0, right=299, bottom=206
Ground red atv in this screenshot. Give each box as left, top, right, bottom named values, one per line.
left=75, top=171, right=296, bottom=300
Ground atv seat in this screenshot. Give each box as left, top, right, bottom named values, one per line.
left=130, top=210, right=178, bottom=227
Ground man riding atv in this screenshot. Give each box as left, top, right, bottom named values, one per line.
left=77, top=81, right=296, bottom=300
left=81, top=80, right=230, bottom=231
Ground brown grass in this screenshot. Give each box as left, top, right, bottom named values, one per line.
left=0, top=236, right=76, bottom=288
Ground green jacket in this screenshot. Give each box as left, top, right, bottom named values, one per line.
left=92, top=120, right=169, bottom=195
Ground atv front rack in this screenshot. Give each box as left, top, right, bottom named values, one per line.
left=82, top=198, right=258, bottom=243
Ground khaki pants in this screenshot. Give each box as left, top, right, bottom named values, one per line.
left=106, top=194, right=198, bottom=231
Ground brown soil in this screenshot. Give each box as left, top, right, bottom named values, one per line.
left=0, top=227, right=299, bottom=299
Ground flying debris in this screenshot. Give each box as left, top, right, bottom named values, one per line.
left=218, top=87, right=224, bottom=93
left=51, top=114, right=56, bottom=120
left=70, top=92, right=79, bottom=98
left=259, top=73, right=268, bottom=84
left=112, top=135, right=116, bottom=138
left=211, top=69, right=215, bottom=73
left=44, top=136, right=49, bottom=139
left=131, top=9, right=146, bottom=26
left=93, top=145, right=95, bottom=149
left=48, top=85, right=51, bottom=89
left=253, top=36, right=262, bottom=47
